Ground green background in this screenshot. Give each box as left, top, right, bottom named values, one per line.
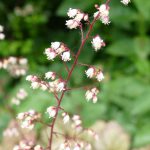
left=0, top=0, right=150, bottom=148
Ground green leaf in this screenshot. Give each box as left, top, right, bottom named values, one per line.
left=133, top=124, right=150, bottom=147
left=110, top=2, right=137, bottom=28
left=131, top=88, right=150, bottom=115
left=134, top=0, right=150, bottom=20
left=106, top=38, right=135, bottom=56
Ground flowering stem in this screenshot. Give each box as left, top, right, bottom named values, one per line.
left=48, top=14, right=99, bottom=150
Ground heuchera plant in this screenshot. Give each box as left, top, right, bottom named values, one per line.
left=12, top=0, right=131, bottom=149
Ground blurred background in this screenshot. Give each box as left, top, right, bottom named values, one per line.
left=0, top=0, right=150, bottom=149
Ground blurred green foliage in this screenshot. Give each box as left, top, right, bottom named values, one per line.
left=0, top=0, right=150, bottom=148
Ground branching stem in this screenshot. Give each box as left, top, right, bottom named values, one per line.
left=48, top=14, right=99, bottom=150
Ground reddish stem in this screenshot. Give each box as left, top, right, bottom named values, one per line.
left=48, top=13, right=99, bottom=150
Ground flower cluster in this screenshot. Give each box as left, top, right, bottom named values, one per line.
left=13, top=140, right=34, bottom=150
left=45, top=71, right=56, bottom=80
left=13, top=140, right=43, bottom=150
left=16, top=1, right=131, bottom=150
left=34, top=145, right=44, bottom=150
left=60, top=142, right=92, bottom=150
left=11, top=88, right=28, bottom=105
left=85, top=88, right=99, bottom=103
left=17, top=110, right=40, bottom=130
left=46, top=106, right=57, bottom=118
left=85, top=67, right=104, bottom=82
left=3, top=127, right=19, bottom=137
left=66, top=8, right=88, bottom=29
left=44, top=42, right=71, bottom=61
left=57, top=115, right=98, bottom=150
left=62, top=112, right=70, bottom=124
left=0, top=25, right=5, bottom=40
left=92, top=121, right=130, bottom=150
left=72, top=115, right=83, bottom=131
left=94, top=4, right=110, bottom=24
left=46, top=107, right=70, bottom=124
left=26, top=74, right=66, bottom=92
left=121, top=0, right=131, bottom=5
left=0, top=57, right=28, bottom=76
left=91, top=35, right=105, bottom=51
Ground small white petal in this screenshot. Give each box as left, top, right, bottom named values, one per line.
left=67, top=8, right=78, bottom=18
left=61, top=51, right=71, bottom=62
left=51, top=42, right=60, bottom=50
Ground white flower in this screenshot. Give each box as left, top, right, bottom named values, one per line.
left=26, top=75, right=33, bottom=81
left=17, top=110, right=40, bottom=130
left=101, top=16, right=110, bottom=25
left=85, top=90, right=93, bottom=101
left=74, top=13, right=84, bottom=21
left=56, top=45, right=66, bottom=54
left=74, top=119, right=82, bottom=126
left=93, top=95, right=98, bottom=103
left=96, top=71, right=104, bottom=82
left=17, top=113, right=25, bottom=120
left=17, top=89, right=28, bottom=99
left=85, top=88, right=99, bottom=103
left=47, top=51, right=57, bottom=60
left=31, top=82, right=40, bottom=89
left=45, top=71, right=56, bottom=80
left=72, top=115, right=80, bottom=121
left=45, top=48, right=57, bottom=60
left=46, top=106, right=57, bottom=118
left=56, top=81, right=65, bottom=92
left=94, top=4, right=110, bottom=25
left=12, top=98, right=20, bottom=105
left=62, top=113, right=70, bottom=124
left=60, top=143, right=71, bottom=150
left=74, top=145, right=80, bottom=150
left=66, top=19, right=79, bottom=29
left=85, top=144, right=92, bottom=150
left=21, top=118, right=34, bottom=130
left=40, top=83, right=47, bottom=91
left=34, top=145, right=43, bottom=150
left=99, top=4, right=109, bottom=16
left=8, top=57, right=17, bottom=64
left=0, top=33, right=5, bottom=40
left=72, top=115, right=82, bottom=126
left=85, top=67, right=95, bottom=78
left=19, top=58, right=28, bottom=65
left=61, top=51, right=71, bottom=61
left=51, top=42, right=60, bottom=50
left=84, top=14, right=89, bottom=21
left=91, top=35, right=105, bottom=51
left=121, top=0, right=130, bottom=5
left=67, top=8, right=78, bottom=18
left=13, top=145, right=20, bottom=150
